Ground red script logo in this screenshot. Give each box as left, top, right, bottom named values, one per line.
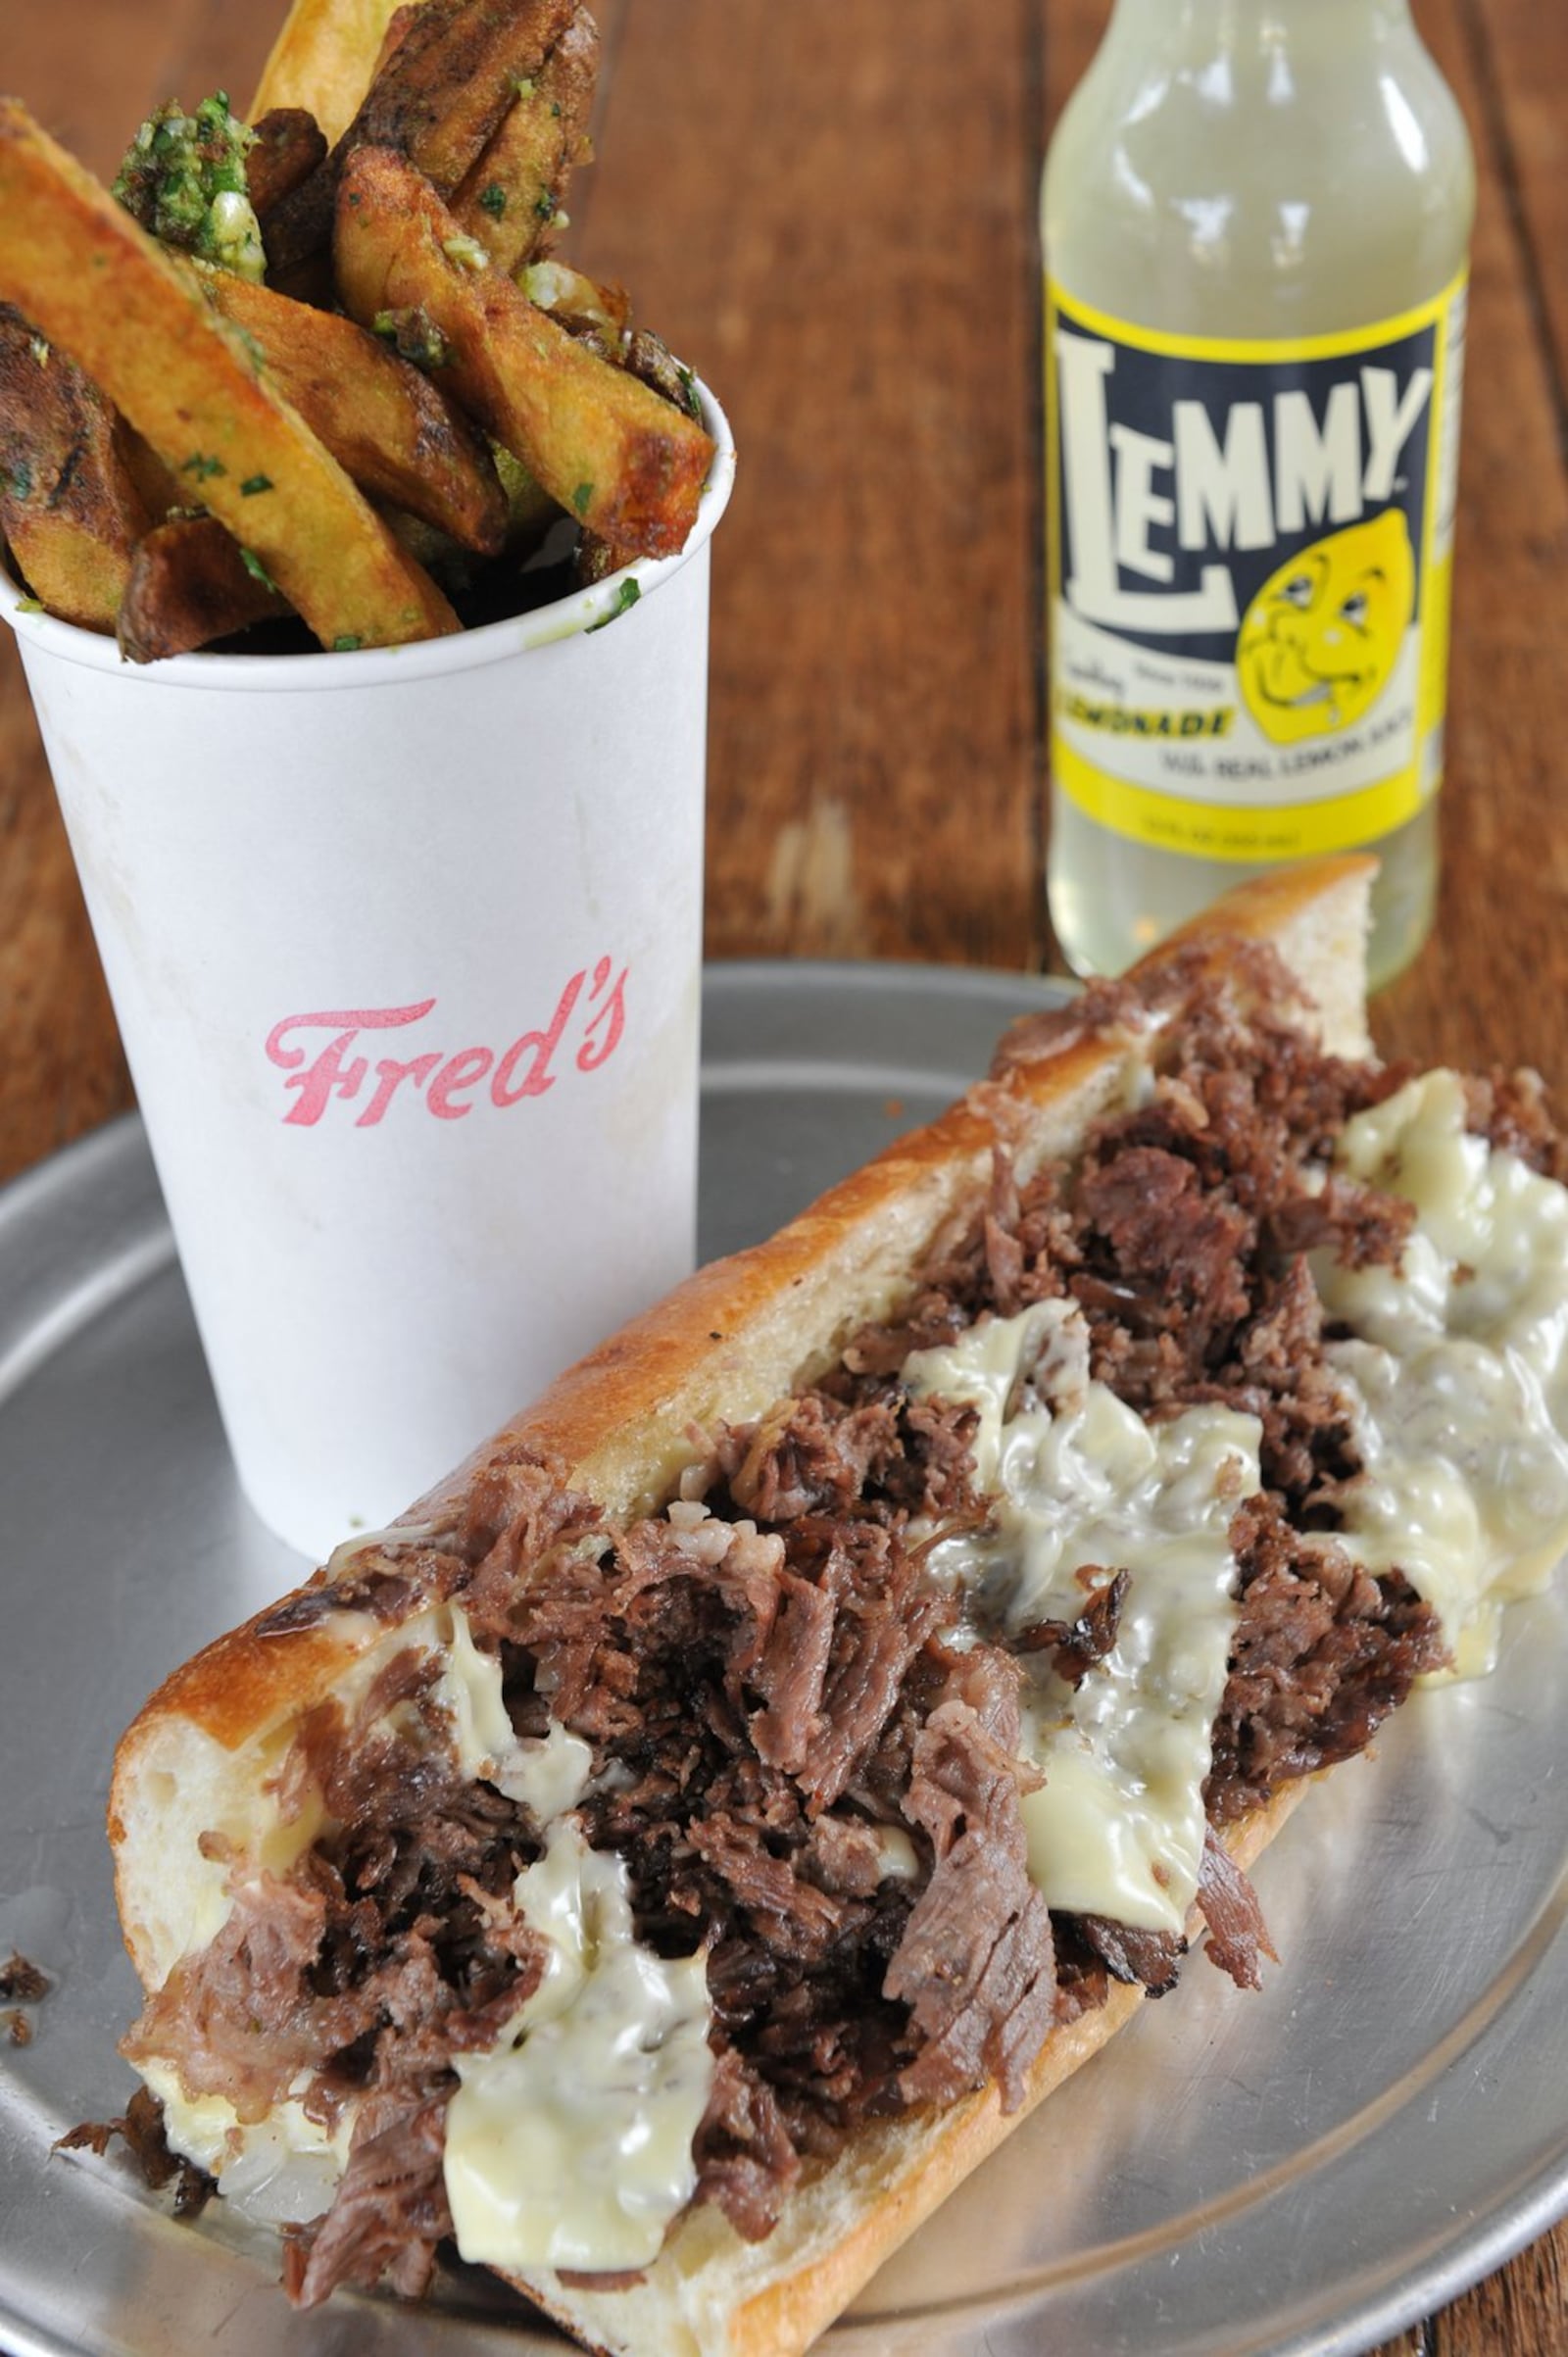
left=265, top=958, right=628, bottom=1127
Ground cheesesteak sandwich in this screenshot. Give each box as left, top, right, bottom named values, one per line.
left=108, top=858, right=1568, bottom=2355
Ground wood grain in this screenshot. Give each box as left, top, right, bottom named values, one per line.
left=0, top=0, right=277, bottom=1181
left=1, top=1, right=1567, bottom=2348
left=1372, top=0, right=1568, bottom=1100
left=1460, top=0, right=1568, bottom=430
left=575, top=0, right=1045, bottom=969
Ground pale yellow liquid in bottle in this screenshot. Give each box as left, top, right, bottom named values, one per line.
left=1044, top=0, right=1474, bottom=988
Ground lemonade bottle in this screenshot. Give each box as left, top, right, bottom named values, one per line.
left=1042, top=0, right=1474, bottom=987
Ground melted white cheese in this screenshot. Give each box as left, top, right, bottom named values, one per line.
left=1316, top=1070, right=1568, bottom=1677
left=139, top=2060, right=354, bottom=2223
left=906, top=1301, right=1259, bottom=1936
left=435, top=1607, right=593, bottom=1820
left=873, top=1825, right=921, bottom=1882
left=444, top=1817, right=714, bottom=2274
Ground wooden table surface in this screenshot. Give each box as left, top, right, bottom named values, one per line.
left=2, top=2, right=1566, bottom=2351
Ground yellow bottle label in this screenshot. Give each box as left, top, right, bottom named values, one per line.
left=1046, top=275, right=1466, bottom=860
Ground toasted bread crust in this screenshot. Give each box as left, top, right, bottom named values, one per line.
left=109, top=856, right=1376, bottom=2357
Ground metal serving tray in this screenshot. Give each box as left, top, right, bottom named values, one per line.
left=2, top=960, right=1566, bottom=2357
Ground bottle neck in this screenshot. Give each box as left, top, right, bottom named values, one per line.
left=1107, top=0, right=1415, bottom=44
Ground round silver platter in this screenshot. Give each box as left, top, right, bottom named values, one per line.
left=2, top=960, right=1567, bottom=2357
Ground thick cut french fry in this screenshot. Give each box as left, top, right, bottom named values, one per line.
left=118, top=427, right=185, bottom=525
left=0, top=100, right=459, bottom=649
left=197, top=269, right=507, bottom=552
left=265, top=0, right=576, bottom=280
left=247, top=106, right=328, bottom=222
left=336, top=147, right=713, bottom=560
left=260, top=9, right=459, bottom=280
left=118, top=516, right=288, bottom=663
left=251, top=0, right=407, bottom=146
left=348, top=0, right=577, bottom=197
left=451, top=3, right=598, bottom=276
left=0, top=305, right=152, bottom=631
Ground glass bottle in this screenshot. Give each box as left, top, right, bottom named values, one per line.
left=1043, top=0, right=1474, bottom=987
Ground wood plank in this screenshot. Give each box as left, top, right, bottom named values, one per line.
left=5, top=0, right=207, bottom=179
left=1375, top=0, right=1568, bottom=1105
left=1458, top=0, right=1568, bottom=435
left=5, top=0, right=272, bottom=179
left=1366, top=0, right=1568, bottom=1553
left=0, top=672, right=128, bottom=1180
left=576, top=0, right=1045, bottom=969
left=149, top=0, right=279, bottom=130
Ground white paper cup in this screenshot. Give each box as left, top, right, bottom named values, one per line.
left=3, top=387, right=735, bottom=1561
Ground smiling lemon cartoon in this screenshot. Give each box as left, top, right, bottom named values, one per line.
left=1236, top=509, right=1415, bottom=745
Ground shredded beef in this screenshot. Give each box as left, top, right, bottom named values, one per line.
left=1075, top=1914, right=1185, bottom=1996
left=988, top=971, right=1152, bottom=1077
left=693, top=2043, right=802, bottom=2241
left=57, top=2087, right=214, bottom=2217
left=1060, top=1053, right=1415, bottom=1512
left=256, top=1557, right=450, bottom=1635
left=1196, top=1828, right=1277, bottom=1990
left=292, top=2089, right=452, bottom=2308
left=1205, top=1495, right=1447, bottom=1821
left=0, top=1952, right=48, bottom=2001
left=728, top=1392, right=904, bottom=1522
left=1266, top=1172, right=1416, bottom=1269
left=839, top=983, right=1425, bottom=1522
left=837, top=981, right=1420, bottom=1526
left=1014, top=1566, right=1127, bottom=1684
left=455, top=1449, right=607, bottom=1625
left=803, top=1813, right=898, bottom=1899
left=689, top=1816, right=863, bottom=1962
left=728, top=1386, right=985, bottom=1529
left=887, top=1647, right=1055, bottom=2111
left=1463, top=1066, right=1568, bottom=1179
left=1078, top=1146, right=1254, bottom=1338
left=122, top=1872, right=351, bottom=2121
left=509, top=1503, right=1061, bottom=2159
left=792, top=1524, right=953, bottom=1811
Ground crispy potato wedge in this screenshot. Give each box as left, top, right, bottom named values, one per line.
left=0, top=305, right=152, bottom=631
left=492, top=442, right=559, bottom=547
left=0, top=100, right=458, bottom=649
left=451, top=2, right=598, bottom=275
left=247, top=106, right=329, bottom=222
left=348, top=0, right=577, bottom=198
left=266, top=0, right=577, bottom=279
left=336, top=147, right=713, bottom=559
left=118, top=428, right=186, bottom=524
left=197, top=268, right=507, bottom=552
left=118, top=516, right=289, bottom=663
left=251, top=0, right=407, bottom=145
